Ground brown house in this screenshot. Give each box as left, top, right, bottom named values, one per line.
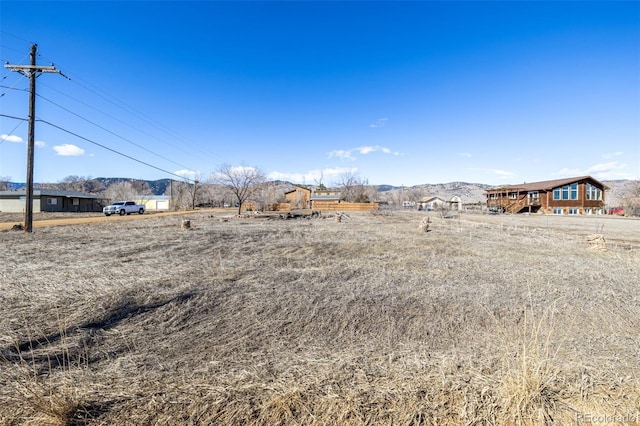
left=284, top=185, right=312, bottom=209
left=485, top=176, right=608, bottom=215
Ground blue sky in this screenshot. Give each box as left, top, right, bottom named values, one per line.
left=1, top=1, right=638, bottom=187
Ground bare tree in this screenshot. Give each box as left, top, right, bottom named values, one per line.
left=337, top=171, right=370, bottom=203
left=52, top=175, right=105, bottom=193
left=622, top=181, right=640, bottom=217
left=212, top=164, right=266, bottom=215
left=314, top=170, right=327, bottom=190
left=0, top=176, right=10, bottom=191
left=104, top=181, right=148, bottom=202
left=252, top=181, right=280, bottom=211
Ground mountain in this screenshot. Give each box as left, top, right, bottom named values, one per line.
left=4, top=178, right=637, bottom=206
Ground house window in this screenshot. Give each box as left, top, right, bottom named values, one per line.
left=552, top=208, right=563, bottom=215
left=47, top=198, right=57, bottom=205
left=568, top=208, right=579, bottom=215
left=72, top=198, right=79, bottom=206
left=554, top=184, right=579, bottom=200
left=490, top=194, right=497, bottom=200
left=586, top=183, right=602, bottom=200
left=584, top=208, right=592, bottom=215
left=528, top=191, right=539, bottom=199
left=509, top=192, right=518, bottom=199
left=570, top=183, right=578, bottom=200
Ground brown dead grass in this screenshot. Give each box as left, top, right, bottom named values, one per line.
left=1, top=211, right=639, bottom=425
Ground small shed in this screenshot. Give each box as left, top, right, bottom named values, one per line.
left=449, top=196, right=463, bottom=211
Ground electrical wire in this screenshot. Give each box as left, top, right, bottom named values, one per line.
left=37, top=119, right=195, bottom=182
left=37, top=79, right=203, bottom=162
left=58, top=71, right=223, bottom=162
left=36, top=92, right=194, bottom=171
left=0, top=120, right=25, bottom=146
left=0, top=77, right=28, bottom=97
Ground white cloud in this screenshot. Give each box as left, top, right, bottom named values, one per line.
left=369, top=118, right=388, bottom=128
left=268, top=167, right=358, bottom=184
left=35, top=140, right=46, bottom=148
left=1, top=134, right=23, bottom=143
left=556, top=161, right=634, bottom=180
left=53, top=144, right=84, bottom=156
left=603, top=151, right=623, bottom=159
left=329, top=145, right=400, bottom=161
left=175, top=169, right=200, bottom=179
left=328, top=149, right=356, bottom=161
left=457, top=152, right=472, bottom=158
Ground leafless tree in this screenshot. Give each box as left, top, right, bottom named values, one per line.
left=622, top=181, right=640, bottom=217
left=212, top=164, right=266, bottom=215
left=337, top=171, right=370, bottom=203
left=314, top=170, right=327, bottom=190
left=53, top=175, right=105, bottom=193
left=0, top=176, right=10, bottom=191
left=104, top=181, right=151, bottom=202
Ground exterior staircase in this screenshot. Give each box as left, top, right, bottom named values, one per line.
left=505, top=197, right=540, bottom=214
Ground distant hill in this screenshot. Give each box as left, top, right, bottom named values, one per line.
left=5, top=177, right=637, bottom=206
left=376, top=182, right=493, bottom=204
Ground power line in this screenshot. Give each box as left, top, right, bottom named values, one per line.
left=0, top=120, right=25, bottom=146
left=36, top=92, right=194, bottom=171
left=38, top=119, right=195, bottom=183
left=0, top=76, right=28, bottom=97
left=37, top=79, right=204, bottom=164
left=2, top=112, right=195, bottom=182
left=56, top=69, right=223, bottom=162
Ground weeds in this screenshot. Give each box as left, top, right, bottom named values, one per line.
left=1, top=211, right=638, bottom=424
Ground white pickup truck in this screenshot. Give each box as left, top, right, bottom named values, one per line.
left=103, top=201, right=145, bottom=216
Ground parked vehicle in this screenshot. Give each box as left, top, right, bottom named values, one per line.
left=103, top=201, right=145, bottom=216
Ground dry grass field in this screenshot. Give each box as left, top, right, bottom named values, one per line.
left=1, top=210, right=639, bottom=425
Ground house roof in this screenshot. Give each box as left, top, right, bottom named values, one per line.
left=284, top=185, right=311, bottom=195
left=0, top=189, right=102, bottom=199
left=486, top=176, right=609, bottom=193
left=311, top=194, right=342, bottom=200
left=418, top=196, right=444, bottom=203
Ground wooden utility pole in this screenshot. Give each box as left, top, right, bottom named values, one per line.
left=5, top=44, right=63, bottom=232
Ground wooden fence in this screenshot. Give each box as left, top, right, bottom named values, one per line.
left=312, top=201, right=379, bottom=211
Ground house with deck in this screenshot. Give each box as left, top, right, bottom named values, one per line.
left=485, top=176, right=608, bottom=215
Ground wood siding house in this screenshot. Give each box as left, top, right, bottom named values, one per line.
left=310, top=189, right=342, bottom=209
left=485, top=176, right=608, bottom=215
left=0, top=189, right=105, bottom=213
left=284, top=186, right=312, bottom=209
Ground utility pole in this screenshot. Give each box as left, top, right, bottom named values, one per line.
left=5, top=44, right=64, bottom=232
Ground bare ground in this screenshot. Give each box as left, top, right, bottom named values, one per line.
left=0, top=210, right=638, bottom=425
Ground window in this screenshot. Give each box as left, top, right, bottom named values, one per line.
left=554, top=184, right=579, bottom=200
left=528, top=191, right=539, bottom=199
left=584, top=208, right=592, bottom=215
left=509, top=192, right=518, bottom=199
left=586, top=183, right=602, bottom=200
left=570, top=183, right=578, bottom=200
left=568, top=208, right=579, bottom=215
left=490, top=194, right=497, bottom=200
left=552, top=208, right=563, bottom=215
left=47, top=198, right=57, bottom=205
